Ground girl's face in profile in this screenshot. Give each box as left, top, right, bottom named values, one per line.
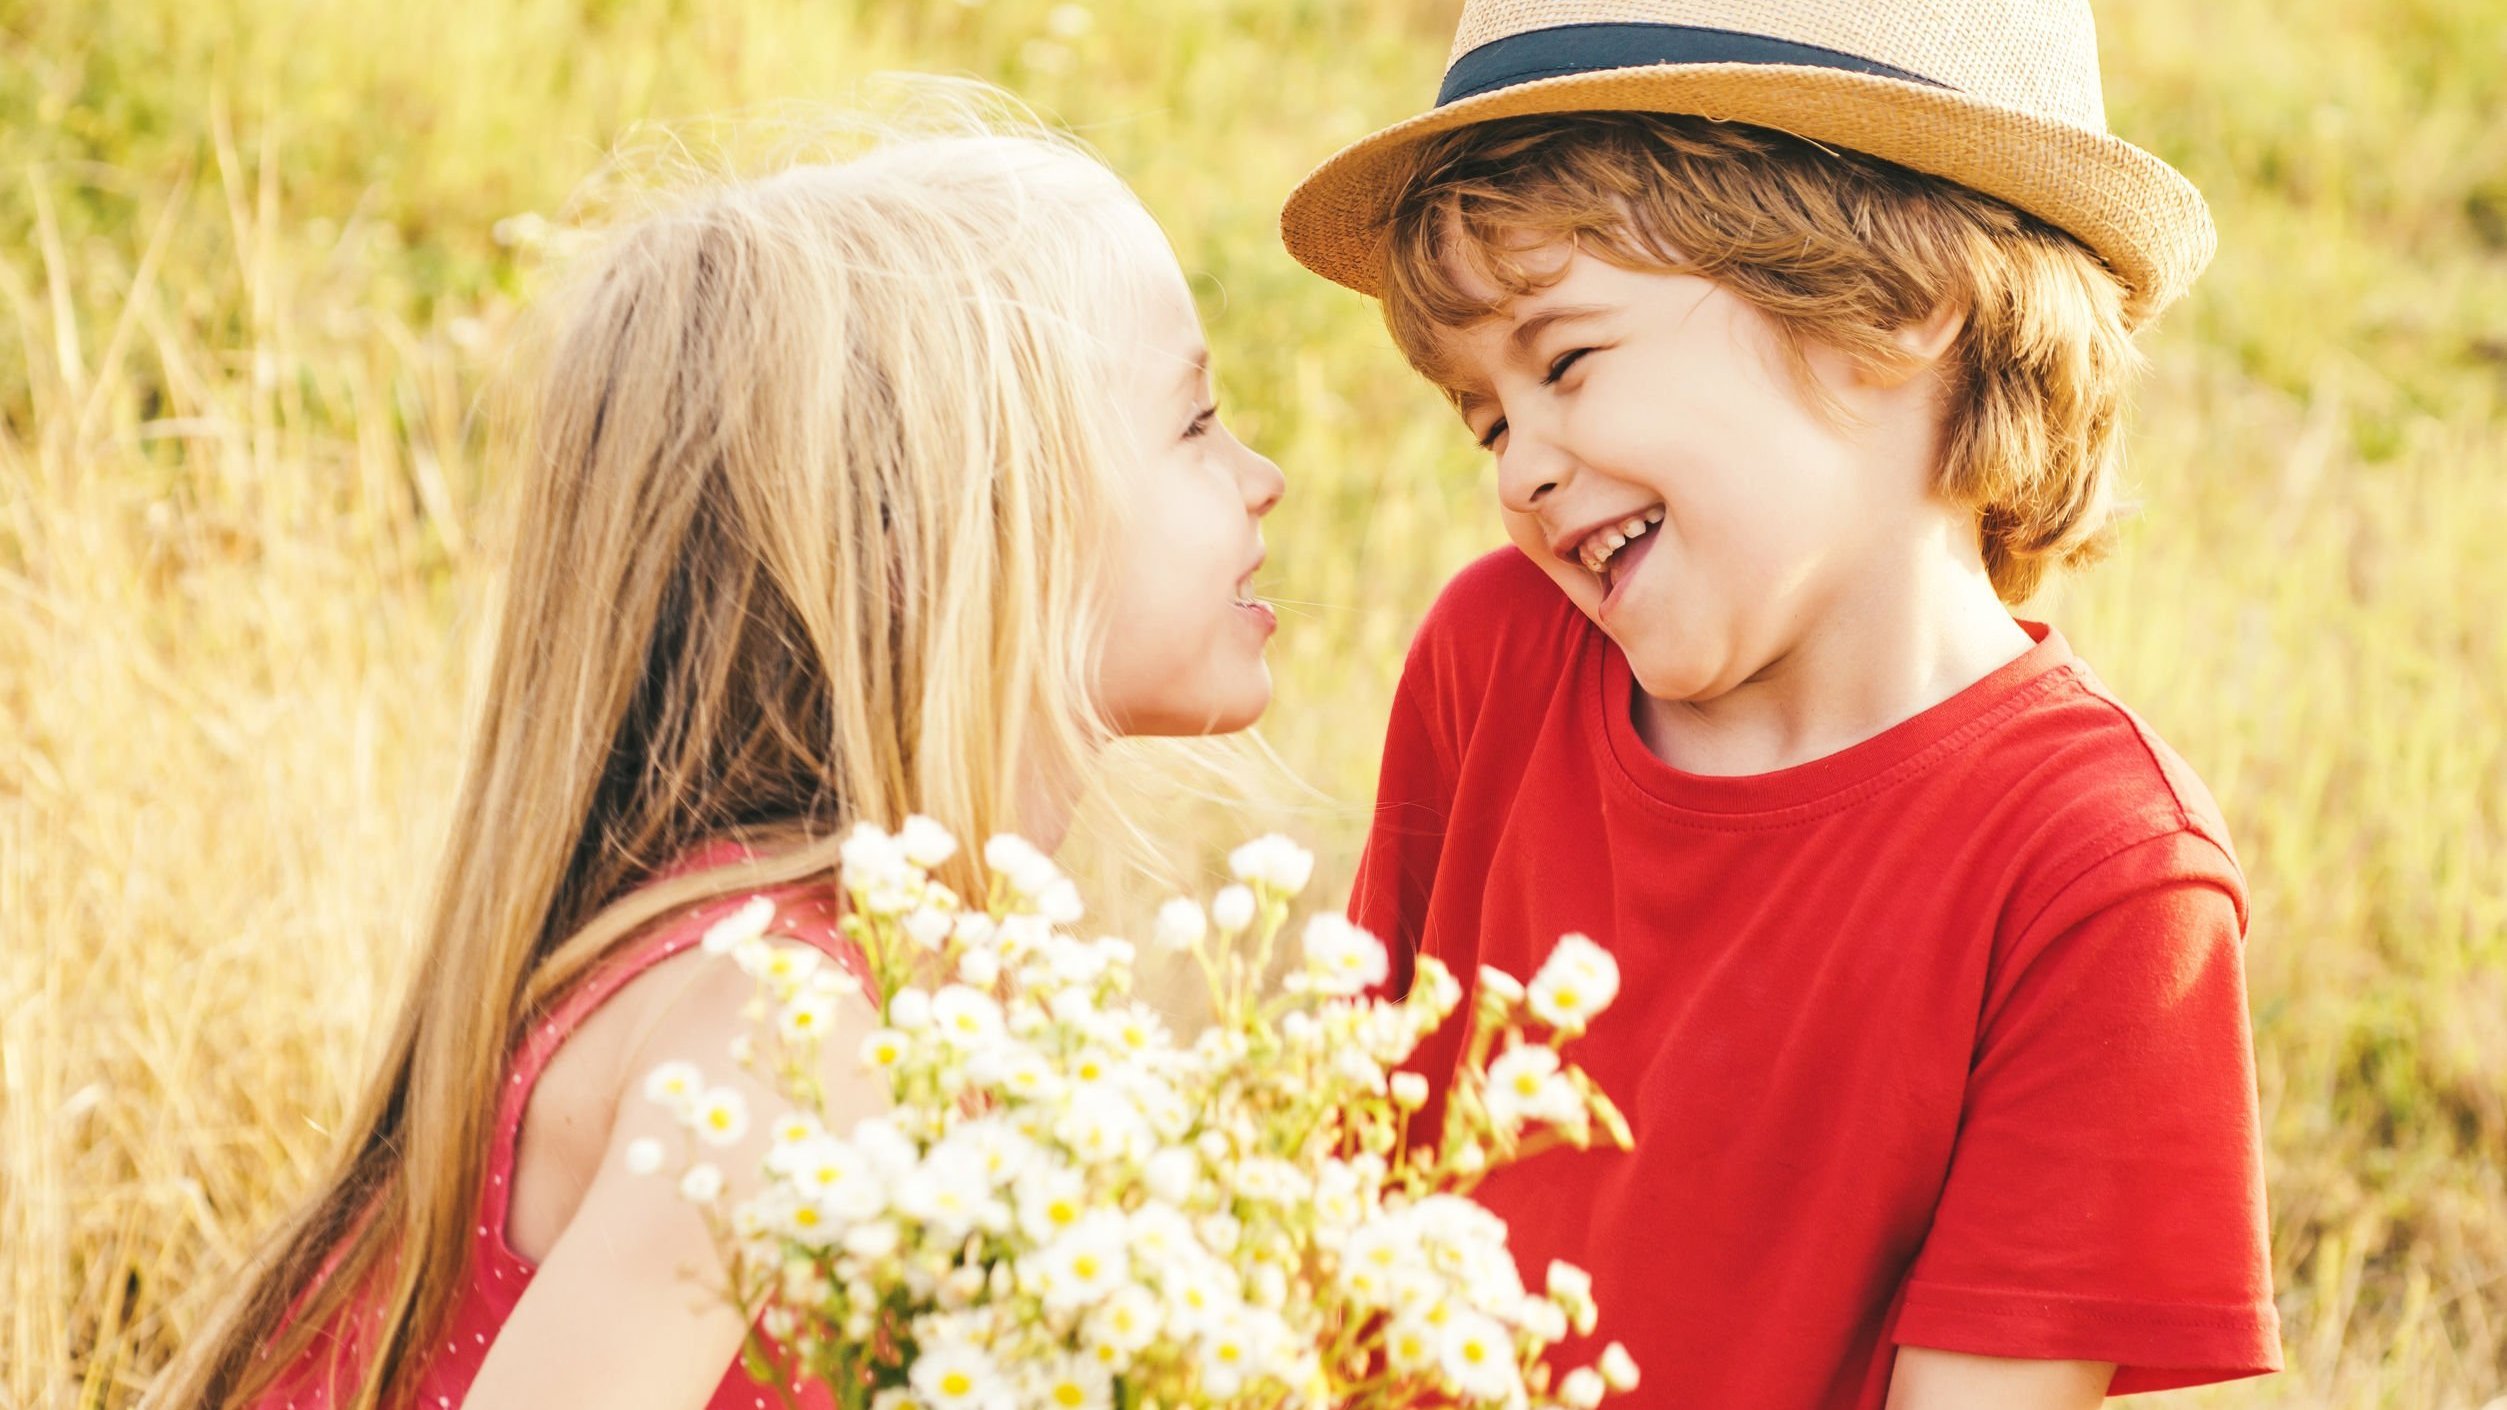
left=1093, top=222, right=1287, bottom=737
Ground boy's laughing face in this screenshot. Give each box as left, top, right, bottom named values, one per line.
left=1429, top=237, right=1954, bottom=707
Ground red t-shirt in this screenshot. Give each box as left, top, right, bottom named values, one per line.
left=1351, top=549, right=2279, bottom=1406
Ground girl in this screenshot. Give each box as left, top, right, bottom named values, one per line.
left=151, top=114, right=1285, bottom=1410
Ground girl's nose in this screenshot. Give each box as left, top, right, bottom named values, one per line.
left=1240, top=444, right=1285, bottom=518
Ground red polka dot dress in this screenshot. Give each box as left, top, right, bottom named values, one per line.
left=251, top=867, right=864, bottom=1410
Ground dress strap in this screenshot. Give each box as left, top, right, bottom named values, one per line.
left=480, top=867, right=872, bottom=1245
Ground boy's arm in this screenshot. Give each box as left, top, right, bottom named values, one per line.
left=1894, top=831, right=2278, bottom=1390
left=1886, top=1348, right=2114, bottom=1409
left=1347, top=659, right=1458, bottom=1000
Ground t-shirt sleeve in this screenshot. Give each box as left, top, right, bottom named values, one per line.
left=1895, top=829, right=2282, bottom=1393
left=1348, top=642, right=1460, bottom=1003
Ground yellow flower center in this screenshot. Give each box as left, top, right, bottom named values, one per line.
left=940, top=1371, right=973, bottom=1397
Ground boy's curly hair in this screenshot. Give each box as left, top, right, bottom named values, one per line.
left=1382, top=113, right=2146, bottom=604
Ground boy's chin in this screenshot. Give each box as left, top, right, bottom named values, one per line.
left=1616, top=632, right=1730, bottom=707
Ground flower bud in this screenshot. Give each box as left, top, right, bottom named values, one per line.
left=1211, top=884, right=1256, bottom=935
left=1599, top=1342, right=1640, bottom=1392
left=1153, top=897, right=1208, bottom=952
left=1477, top=965, right=1527, bottom=1007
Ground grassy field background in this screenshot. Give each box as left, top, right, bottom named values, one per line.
left=3, top=0, right=2502, bottom=1404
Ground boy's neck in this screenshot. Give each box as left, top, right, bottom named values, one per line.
left=1630, top=538, right=2036, bottom=778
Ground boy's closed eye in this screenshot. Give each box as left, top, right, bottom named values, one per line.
left=1466, top=346, right=1603, bottom=449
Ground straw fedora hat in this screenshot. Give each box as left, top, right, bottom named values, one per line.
left=1281, top=0, right=2215, bottom=327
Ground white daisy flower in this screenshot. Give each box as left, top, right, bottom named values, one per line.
left=1483, top=1044, right=1579, bottom=1132
left=1384, top=1314, right=1439, bottom=1374
left=1152, top=897, right=1207, bottom=952
left=1416, top=953, right=1466, bottom=1017
left=1477, top=965, right=1527, bottom=1007
left=698, top=896, right=776, bottom=955
left=1210, top=884, right=1257, bottom=936
left=1438, top=1308, right=1521, bottom=1402
left=839, top=822, right=913, bottom=892
left=751, top=941, right=821, bottom=990
left=1026, top=1354, right=1112, bottom=1410
left=886, top=985, right=932, bottom=1032
left=640, top=1060, right=705, bottom=1115
left=981, top=834, right=1063, bottom=898
left=902, top=907, right=955, bottom=951
left=1299, top=914, right=1390, bottom=996
left=1083, top=1283, right=1163, bottom=1370
left=621, top=1137, right=665, bottom=1175
left=859, top=1027, right=911, bottom=1072
left=1014, top=1165, right=1089, bottom=1243
left=895, top=814, right=958, bottom=869
left=677, top=1163, right=724, bottom=1204
left=894, top=1140, right=1000, bottom=1242
left=785, top=1136, right=886, bottom=1222
left=1529, top=932, right=1622, bottom=1034
left=1227, top=834, right=1315, bottom=896
left=1142, top=1146, right=1200, bottom=1206
left=957, top=946, right=1001, bottom=987
left=1029, top=1212, right=1131, bottom=1313
left=1599, top=1341, right=1641, bottom=1392
left=777, top=990, right=836, bottom=1043
left=1054, top=1088, right=1149, bottom=1165
left=908, top=1337, right=1006, bottom=1410
left=842, top=1217, right=901, bottom=1261
left=689, top=1086, right=749, bottom=1146
left=1037, top=877, right=1086, bottom=925
left=930, top=985, right=1006, bottom=1049
left=1559, top=1366, right=1608, bottom=1409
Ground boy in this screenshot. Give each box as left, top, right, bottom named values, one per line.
left=1280, top=2, right=2279, bottom=1406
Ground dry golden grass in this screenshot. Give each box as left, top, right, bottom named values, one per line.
left=2, top=0, right=2502, bottom=1405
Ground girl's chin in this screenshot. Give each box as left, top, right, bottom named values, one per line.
left=1115, top=672, right=1271, bottom=738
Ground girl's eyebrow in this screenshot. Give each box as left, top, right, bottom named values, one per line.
left=1175, top=347, right=1211, bottom=397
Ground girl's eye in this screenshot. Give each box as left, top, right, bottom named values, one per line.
left=1542, top=347, right=1593, bottom=386
left=1183, top=405, right=1218, bottom=441
left=1475, top=418, right=1508, bottom=451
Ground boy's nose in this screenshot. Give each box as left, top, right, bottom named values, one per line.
left=1497, top=437, right=1569, bottom=515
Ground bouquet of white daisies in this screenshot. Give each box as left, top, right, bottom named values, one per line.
left=634, top=820, right=1638, bottom=1410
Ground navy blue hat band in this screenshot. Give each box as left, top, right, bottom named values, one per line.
left=1435, top=22, right=1951, bottom=107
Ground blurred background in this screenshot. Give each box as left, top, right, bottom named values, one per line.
left=2, top=0, right=2501, bottom=1404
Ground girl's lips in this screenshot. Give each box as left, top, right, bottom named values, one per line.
left=1597, top=531, right=1658, bottom=619
left=1237, top=599, right=1277, bottom=635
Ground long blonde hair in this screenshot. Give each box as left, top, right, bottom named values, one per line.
left=153, top=113, right=1164, bottom=1409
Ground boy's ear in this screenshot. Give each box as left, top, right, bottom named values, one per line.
left=1892, top=302, right=1967, bottom=367
left=1852, top=302, right=1967, bottom=392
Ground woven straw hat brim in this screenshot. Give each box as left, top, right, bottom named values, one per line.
left=1280, top=61, right=2215, bottom=328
